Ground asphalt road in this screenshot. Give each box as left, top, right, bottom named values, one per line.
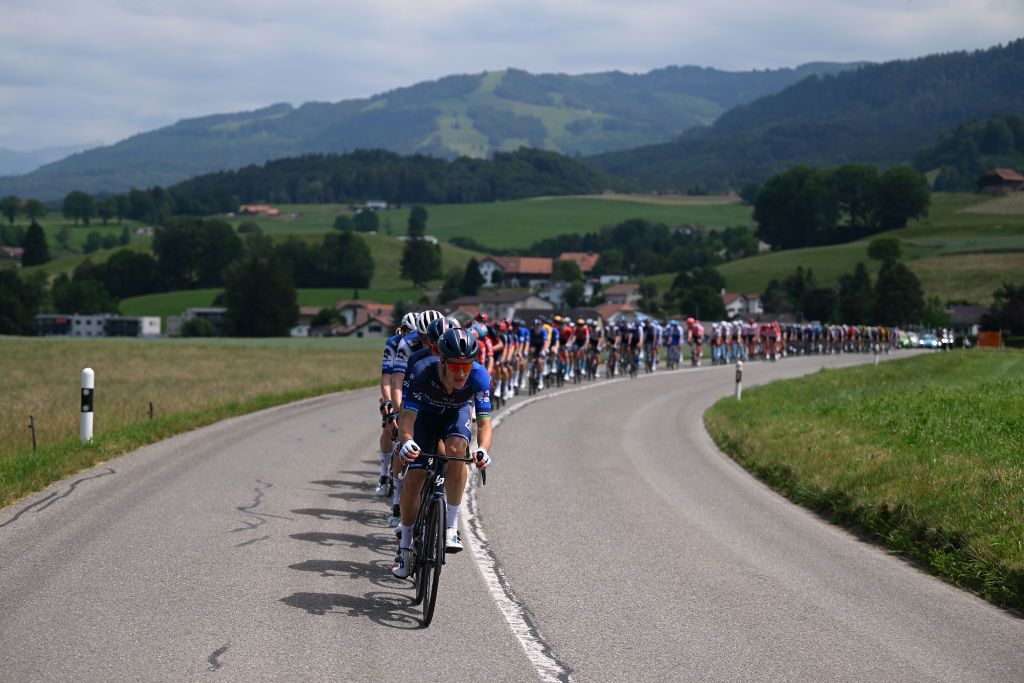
left=1, top=351, right=1021, bottom=681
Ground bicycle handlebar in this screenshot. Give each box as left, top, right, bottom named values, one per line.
left=396, top=451, right=488, bottom=485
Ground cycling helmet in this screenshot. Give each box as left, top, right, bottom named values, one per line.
left=438, top=327, right=479, bottom=360
left=576, top=318, right=585, bottom=325
left=553, top=315, right=563, bottom=324
left=401, top=311, right=420, bottom=333
left=475, top=312, right=489, bottom=323
left=686, top=317, right=695, bottom=324
left=417, top=309, right=443, bottom=334
left=446, top=316, right=461, bottom=328
left=426, top=316, right=456, bottom=344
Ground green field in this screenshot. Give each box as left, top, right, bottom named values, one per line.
left=233, top=195, right=753, bottom=250
left=706, top=350, right=1024, bottom=610
left=653, top=193, right=1024, bottom=304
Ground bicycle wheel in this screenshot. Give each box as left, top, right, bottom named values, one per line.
left=420, top=497, right=445, bottom=627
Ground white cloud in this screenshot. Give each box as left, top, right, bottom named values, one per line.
left=0, top=0, right=1020, bottom=150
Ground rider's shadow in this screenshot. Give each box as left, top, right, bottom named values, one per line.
left=291, top=508, right=386, bottom=527
left=327, top=490, right=378, bottom=503
left=311, top=478, right=375, bottom=491
left=290, top=531, right=395, bottom=556
left=290, top=558, right=405, bottom=588
left=279, top=590, right=419, bottom=629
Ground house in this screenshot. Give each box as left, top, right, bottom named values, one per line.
left=595, top=302, right=637, bottom=325
left=977, top=168, right=1024, bottom=193
left=721, top=293, right=764, bottom=319
left=36, top=313, right=161, bottom=338
left=238, top=204, right=280, bottom=217
left=476, top=256, right=553, bottom=288
left=556, top=252, right=600, bottom=275
left=0, top=246, right=23, bottom=261
left=947, top=305, right=989, bottom=338
left=365, top=200, right=388, bottom=211
left=603, top=283, right=642, bottom=305
left=445, top=292, right=553, bottom=321
left=329, top=299, right=395, bottom=338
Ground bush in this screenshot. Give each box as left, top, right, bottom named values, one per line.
left=180, top=318, right=214, bottom=337
left=238, top=221, right=261, bottom=234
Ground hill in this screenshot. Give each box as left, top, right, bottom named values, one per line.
left=914, top=114, right=1024, bottom=190
left=589, top=39, right=1024, bottom=191
left=0, top=64, right=859, bottom=200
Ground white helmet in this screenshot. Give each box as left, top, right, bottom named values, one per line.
left=401, top=311, right=420, bottom=333
left=417, top=309, right=443, bottom=334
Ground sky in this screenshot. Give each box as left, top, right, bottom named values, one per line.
left=0, top=0, right=1021, bottom=151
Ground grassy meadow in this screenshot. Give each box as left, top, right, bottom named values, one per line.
left=705, top=350, right=1024, bottom=609
left=0, top=336, right=381, bottom=507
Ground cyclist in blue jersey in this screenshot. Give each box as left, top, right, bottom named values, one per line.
left=391, top=328, right=493, bottom=578
left=529, top=318, right=550, bottom=390
left=375, top=311, right=419, bottom=497
left=391, top=310, right=443, bottom=413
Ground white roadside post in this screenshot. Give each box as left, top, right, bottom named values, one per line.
left=735, top=360, right=743, bottom=401
left=874, top=343, right=880, bottom=366
left=81, top=368, right=94, bottom=443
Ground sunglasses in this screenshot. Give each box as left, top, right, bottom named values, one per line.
left=444, top=359, right=474, bottom=372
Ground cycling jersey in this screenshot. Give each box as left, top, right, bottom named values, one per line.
left=393, top=331, right=424, bottom=375
left=380, top=332, right=402, bottom=375
left=402, top=346, right=437, bottom=393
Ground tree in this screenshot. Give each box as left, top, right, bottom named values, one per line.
left=801, top=288, right=838, bottom=323
left=62, top=191, right=96, bottom=225
left=829, top=164, right=880, bottom=239
left=761, top=279, right=789, bottom=313
left=564, top=281, right=586, bottom=308
left=438, top=268, right=462, bottom=304
left=838, top=262, right=873, bottom=324
left=180, top=318, right=214, bottom=337
left=352, top=210, right=380, bottom=232
left=100, top=250, right=160, bottom=299
left=333, top=215, right=356, bottom=231
left=153, top=217, right=242, bottom=290
left=876, top=166, right=930, bottom=230
left=873, top=261, right=924, bottom=326
left=1, top=196, right=21, bottom=225
left=739, top=182, right=759, bottom=205
left=21, top=221, right=50, bottom=266
left=222, top=254, right=298, bottom=337
left=400, top=207, right=440, bottom=287
left=754, top=166, right=838, bottom=250
left=83, top=232, right=103, bottom=254
left=552, top=259, right=584, bottom=283
left=51, top=273, right=115, bottom=314
left=97, top=198, right=116, bottom=225
left=867, top=237, right=902, bottom=263
left=408, top=206, right=429, bottom=238
left=400, top=239, right=442, bottom=287
left=981, top=282, right=1024, bottom=334
left=0, top=270, right=47, bottom=334
left=237, top=220, right=261, bottom=234
left=461, top=258, right=484, bottom=296
left=320, top=230, right=374, bottom=287
left=56, top=225, right=72, bottom=251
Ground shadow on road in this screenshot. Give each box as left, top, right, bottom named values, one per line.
left=279, top=590, right=420, bottom=629
left=289, top=558, right=403, bottom=589
left=289, top=531, right=395, bottom=556
left=291, top=508, right=387, bottom=527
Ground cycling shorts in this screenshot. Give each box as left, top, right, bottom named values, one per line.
left=409, top=407, right=472, bottom=470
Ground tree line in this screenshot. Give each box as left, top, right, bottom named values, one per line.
left=914, top=114, right=1024, bottom=192
left=753, top=164, right=930, bottom=250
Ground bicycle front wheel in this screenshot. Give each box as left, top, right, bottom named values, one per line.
left=420, top=497, right=446, bottom=627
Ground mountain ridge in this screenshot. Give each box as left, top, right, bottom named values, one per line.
left=0, top=62, right=861, bottom=199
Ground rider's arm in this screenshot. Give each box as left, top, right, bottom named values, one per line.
left=397, top=408, right=417, bottom=447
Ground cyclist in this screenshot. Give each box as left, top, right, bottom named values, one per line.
left=570, top=317, right=590, bottom=378
left=642, top=317, right=658, bottom=372
left=665, top=319, right=683, bottom=367
left=687, top=317, right=704, bottom=366
left=391, top=310, right=443, bottom=413
left=376, top=311, right=419, bottom=497
left=391, top=328, right=493, bottom=578
left=529, top=317, right=550, bottom=391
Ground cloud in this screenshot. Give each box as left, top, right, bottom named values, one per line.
left=0, top=0, right=1020, bottom=150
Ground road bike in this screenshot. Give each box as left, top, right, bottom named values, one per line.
left=407, top=451, right=484, bottom=627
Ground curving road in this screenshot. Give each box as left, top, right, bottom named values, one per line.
left=1, top=352, right=1021, bottom=681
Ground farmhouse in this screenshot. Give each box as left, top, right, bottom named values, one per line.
left=721, top=293, right=764, bottom=319
left=477, top=256, right=553, bottom=288
left=602, top=283, right=641, bottom=305
left=445, top=292, right=553, bottom=321
left=239, top=204, right=280, bottom=217
left=0, top=246, right=24, bottom=261
left=556, top=252, right=600, bottom=275
left=977, top=168, right=1024, bottom=193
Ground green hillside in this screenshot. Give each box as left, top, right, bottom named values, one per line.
left=646, top=193, right=1024, bottom=305
left=0, top=63, right=859, bottom=199
left=591, top=39, right=1024, bottom=191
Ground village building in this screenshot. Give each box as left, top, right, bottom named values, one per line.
left=36, top=313, right=161, bottom=338
left=477, top=256, right=553, bottom=288
left=238, top=204, right=280, bottom=217
left=947, top=305, right=989, bottom=338
left=602, top=282, right=642, bottom=306
left=721, top=292, right=764, bottom=319
left=445, top=292, right=553, bottom=321
left=977, top=168, right=1024, bottom=193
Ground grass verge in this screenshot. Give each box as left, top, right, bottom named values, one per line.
left=704, top=350, right=1024, bottom=610
left=0, top=336, right=379, bottom=508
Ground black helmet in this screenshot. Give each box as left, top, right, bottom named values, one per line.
left=426, top=316, right=455, bottom=344
left=438, top=327, right=479, bottom=360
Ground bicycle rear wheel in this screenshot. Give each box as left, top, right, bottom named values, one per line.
left=420, top=497, right=445, bottom=627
